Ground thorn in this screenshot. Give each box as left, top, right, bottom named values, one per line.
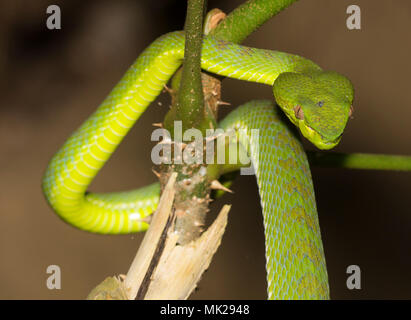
left=157, top=137, right=173, bottom=145
left=193, top=220, right=205, bottom=227
left=196, top=197, right=205, bottom=203
left=175, top=141, right=188, bottom=149
left=183, top=179, right=192, bottom=186
left=163, top=84, right=173, bottom=94
left=217, top=100, right=231, bottom=106
left=205, top=132, right=225, bottom=142
left=141, top=215, right=152, bottom=224
left=152, top=168, right=161, bottom=178
left=157, top=138, right=187, bottom=149
left=210, top=180, right=233, bottom=193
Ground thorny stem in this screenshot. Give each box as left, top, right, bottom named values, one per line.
left=164, top=0, right=211, bottom=134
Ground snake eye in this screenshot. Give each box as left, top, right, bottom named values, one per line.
left=348, top=105, right=354, bottom=118
left=294, top=105, right=304, bottom=120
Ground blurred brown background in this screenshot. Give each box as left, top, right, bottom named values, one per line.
left=0, top=0, right=410, bottom=299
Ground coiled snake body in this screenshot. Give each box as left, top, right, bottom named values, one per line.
left=42, top=31, right=354, bottom=299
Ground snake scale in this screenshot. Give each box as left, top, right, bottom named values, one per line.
left=42, top=27, right=354, bottom=299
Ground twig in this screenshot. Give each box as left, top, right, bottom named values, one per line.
left=124, top=172, right=177, bottom=299
left=144, top=204, right=230, bottom=299
left=86, top=172, right=231, bottom=300
left=86, top=173, right=178, bottom=300
left=164, top=0, right=209, bottom=134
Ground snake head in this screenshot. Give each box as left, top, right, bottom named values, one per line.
left=273, top=71, right=354, bottom=150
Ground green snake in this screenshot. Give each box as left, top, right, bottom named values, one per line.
left=42, top=29, right=354, bottom=299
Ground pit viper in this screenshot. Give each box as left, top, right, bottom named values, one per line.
left=42, top=30, right=354, bottom=299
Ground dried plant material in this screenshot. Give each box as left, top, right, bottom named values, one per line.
left=86, top=276, right=128, bottom=300
left=144, top=204, right=231, bottom=299
left=124, top=172, right=177, bottom=299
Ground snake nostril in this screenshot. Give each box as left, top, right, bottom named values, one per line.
left=294, top=105, right=304, bottom=120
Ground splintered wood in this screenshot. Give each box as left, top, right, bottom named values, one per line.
left=87, top=172, right=230, bottom=300
left=144, top=204, right=230, bottom=299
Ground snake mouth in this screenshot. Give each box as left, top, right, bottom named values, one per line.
left=316, top=134, right=342, bottom=150
left=290, top=105, right=344, bottom=150
left=299, top=121, right=342, bottom=150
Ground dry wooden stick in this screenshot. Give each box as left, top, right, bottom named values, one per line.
left=86, top=172, right=230, bottom=300
left=144, top=204, right=230, bottom=299
left=124, top=172, right=178, bottom=299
